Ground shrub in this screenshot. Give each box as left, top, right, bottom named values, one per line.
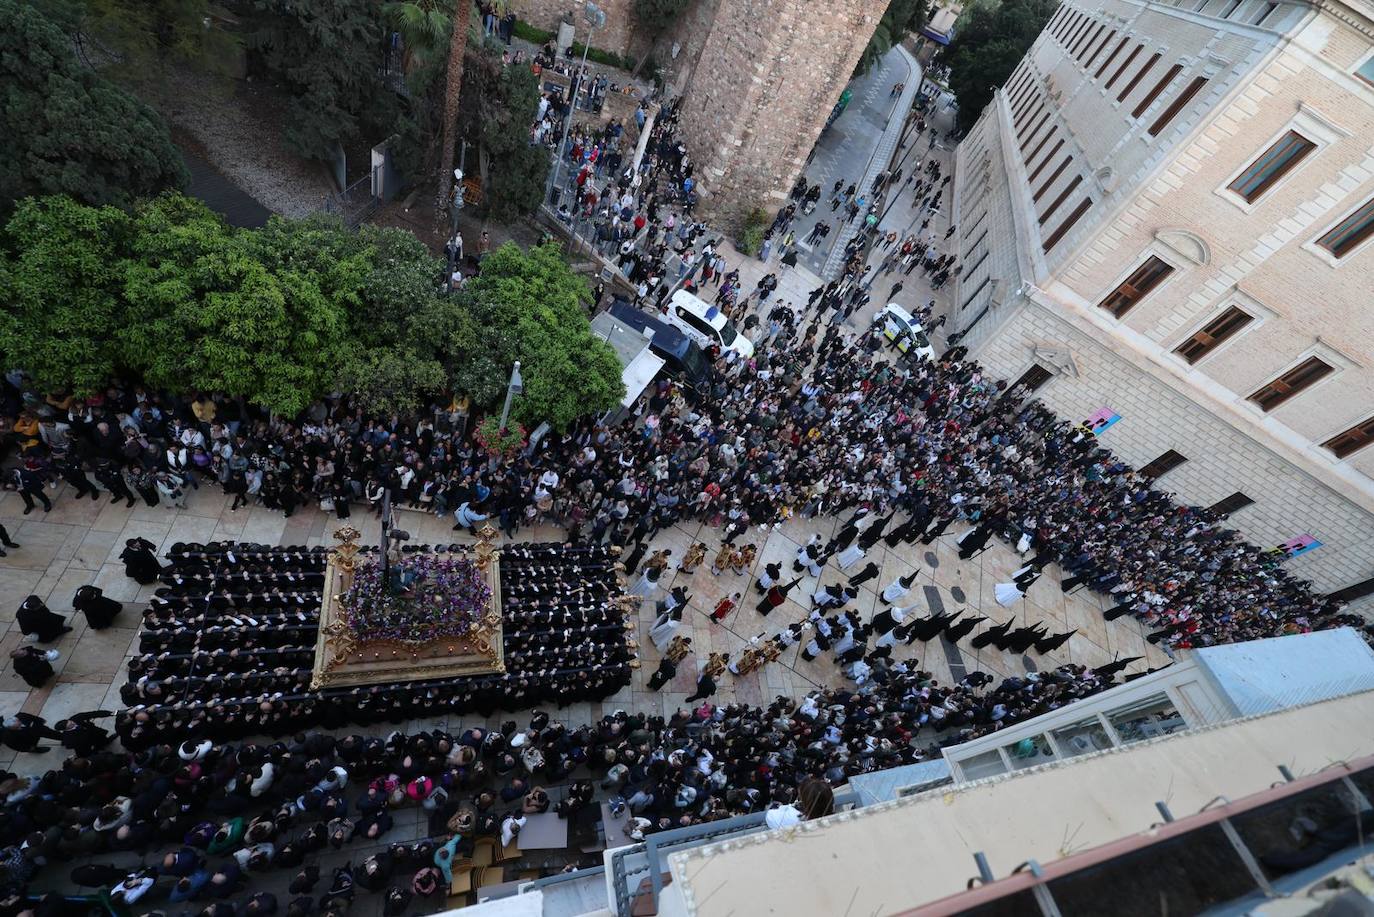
left=737, top=207, right=770, bottom=256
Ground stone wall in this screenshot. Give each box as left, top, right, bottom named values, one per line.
left=514, top=0, right=644, bottom=58
left=674, top=0, right=888, bottom=226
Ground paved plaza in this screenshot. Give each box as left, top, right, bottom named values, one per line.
left=0, top=476, right=1170, bottom=779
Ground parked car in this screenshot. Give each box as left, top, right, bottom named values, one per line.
left=877, top=303, right=935, bottom=362
left=608, top=300, right=714, bottom=394
left=666, top=289, right=755, bottom=360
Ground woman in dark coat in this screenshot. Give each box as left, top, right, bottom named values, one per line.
left=73, top=585, right=123, bottom=629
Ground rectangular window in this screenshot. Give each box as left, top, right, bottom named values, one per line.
left=1118, top=52, right=1162, bottom=103
left=1323, top=415, right=1374, bottom=459
left=1015, top=99, right=1044, bottom=130
left=1138, top=449, right=1187, bottom=478
left=1070, top=21, right=1101, bottom=57
left=1020, top=111, right=1052, bottom=151
left=1253, top=1, right=1278, bottom=25
left=1014, top=363, right=1054, bottom=392
left=962, top=210, right=988, bottom=241
left=1316, top=197, right=1374, bottom=258
left=1024, top=128, right=1057, bottom=174
left=1039, top=174, right=1083, bottom=224
left=1098, top=256, right=1174, bottom=317
left=1249, top=356, right=1335, bottom=411
left=1033, top=156, right=1073, bottom=202
left=1074, top=23, right=1105, bottom=61
left=1132, top=62, right=1182, bottom=117
left=1357, top=56, right=1374, bottom=87
left=1028, top=138, right=1066, bottom=185
left=1220, top=0, right=1243, bottom=16
left=1042, top=198, right=1092, bottom=251
left=1065, top=15, right=1093, bottom=52
left=1228, top=131, right=1316, bottom=201
left=1148, top=76, right=1208, bottom=135
left=1096, top=36, right=1130, bottom=78
left=1106, top=44, right=1143, bottom=90
left=1084, top=29, right=1117, bottom=70
left=1174, top=305, right=1254, bottom=363
left=961, top=276, right=992, bottom=310
left=1209, top=492, right=1255, bottom=515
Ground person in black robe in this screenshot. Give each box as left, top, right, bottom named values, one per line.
left=2, top=712, right=62, bottom=752
left=757, top=577, right=801, bottom=615
left=920, top=511, right=956, bottom=545
left=55, top=710, right=115, bottom=754
left=16, top=595, right=71, bottom=642
left=847, top=562, right=880, bottom=587
left=1001, top=624, right=1048, bottom=654
left=956, top=522, right=994, bottom=559
left=10, top=646, right=56, bottom=688
left=857, top=513, right=893, bottom=551
left=909, top=612, right=956, bottom=643
left=73, top=585, right=123, bottom=629
left=120, top=537, right=163, bottom=584
left=647, top=656, right=677, bottom=691
left=970, top=618, right=1013, bottom=649
left=944, top=614, right=986, bottom=643
left=1034, top=629, right=1076, bottom=654
left=1093, top=656, right=1144, bottom=678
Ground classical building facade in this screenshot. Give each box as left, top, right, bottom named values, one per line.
left=950, top=0, right=1374, bottom=605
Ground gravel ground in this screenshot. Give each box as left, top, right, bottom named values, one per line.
left=134, top=65, right=335, bottom=218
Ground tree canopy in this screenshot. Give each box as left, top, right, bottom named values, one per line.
left=458, top=242, right=624, bottom=430
left=856, top=0, right=930, bottom=76
left=945, top=0, right=1057, bottom=131
left=0, top=195, right=621, bottom=425
left=0, top=0, right=187, bottom=215
left=480, top=64, right=551, bottom=221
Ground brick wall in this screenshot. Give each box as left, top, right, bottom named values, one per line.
left=674, top=0, right=887, bottom=225
left=514, top=0, right=645, bottom=58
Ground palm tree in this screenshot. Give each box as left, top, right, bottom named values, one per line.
left=383, top=0, right=450, bottom=75
left=437, top=0, right=474, bottom=220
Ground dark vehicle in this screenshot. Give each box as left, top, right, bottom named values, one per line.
left=608, top=300, right=713, bottom=394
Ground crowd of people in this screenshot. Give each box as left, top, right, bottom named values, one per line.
left=114, top=541, right=635, bottom=749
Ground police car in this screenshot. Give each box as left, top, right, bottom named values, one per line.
left=877, top=303, right=935, bottom=361
left=667, top=289, right=755, bottom=360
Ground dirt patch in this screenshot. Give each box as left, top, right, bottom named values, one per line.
left=130, top=66, right=336, bottom=218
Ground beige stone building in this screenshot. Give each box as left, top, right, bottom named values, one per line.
left=950, top=0, right=1374, bottom=606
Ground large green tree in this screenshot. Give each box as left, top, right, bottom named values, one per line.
left=945, top=0, right=1057, bottom=131
left=0, top=196, right=133, bottom=394
left=0, top=0, right=187, bottom=214
left=481, top=64, right=550, bottom=221
left=458, top=242, right=623, bottom=430
left=856, top=0, right=930, bottom=76
left=246, top=0, right=403, bottom=164
left=117, top=197, right=352, bottom=415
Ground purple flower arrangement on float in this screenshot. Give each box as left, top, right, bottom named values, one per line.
left=339, top=554, right=492, bottom=645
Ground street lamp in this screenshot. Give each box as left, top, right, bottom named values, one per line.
left=498, top=361, right=524, bottom=431
left=547, top=2, right=606, bottom=208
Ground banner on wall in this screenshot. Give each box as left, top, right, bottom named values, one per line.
left=1083, top=406, right=1121, bottom=434
left=1275, top=534, right=1322, bottom=559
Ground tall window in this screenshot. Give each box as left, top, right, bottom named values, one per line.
left=1095, top=36, right=1130, bottom=78
left=1316, top=197, right=1374, bottom=259
left=1131, top=63, right=1182, bottom=117
left=1116, top=51, right=1160, bottom=102
left=1014, top=364, right=1054, bottom=392
left=1098, top=256, right=1174, bottom=318
left=1323, top=415, right=1374, bottom=459
left=1148, top=76, right=1208, bottom=136
left=1138, top=449, right=1187, bottom=478
left=1105, top=44, right=1144, bottom=90
left=1249, top=356, right=1334, bottom=411
left=1228, top=132, right=1316, bottom=202
left=1173, top=306, right=1254, bottom=363
left=1357, top=56, right=1374, bottom=87
left=1209, top=492, right=1254, bottom=516
left=1043, top=198, right=1093, bottom=251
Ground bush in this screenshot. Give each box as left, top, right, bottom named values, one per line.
left=570, top=41, right=633, bottom=70
left=737, top=207, right=770, bottom=256
left=512, top=18, right=553, bottom=43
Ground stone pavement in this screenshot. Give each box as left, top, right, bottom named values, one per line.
left=0, top=477, right=1170, bottom=778
left=788, top=45, right=922, bottom=279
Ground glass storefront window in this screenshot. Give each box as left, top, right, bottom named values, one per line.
left=1051, top=717, right=1114, bottom=757
left=959, top=750, right=1009, bottom=780
left=1107, top=694, right=1187, bottom=744
left=1005, top=734, right=1056, bottom=769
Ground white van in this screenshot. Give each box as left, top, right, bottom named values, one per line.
left=667, top=289, right=755, bottom=360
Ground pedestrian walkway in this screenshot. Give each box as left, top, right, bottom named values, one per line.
left=0, top=481, right=1169, bottom=777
